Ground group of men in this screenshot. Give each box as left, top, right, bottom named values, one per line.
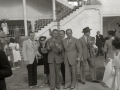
left=22, top=27, right=101, bottom=90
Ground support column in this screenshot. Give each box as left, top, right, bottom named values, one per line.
left=23, top=0, right=28, bottom=36
left=100, top=5, right=103, bottom=34
left=52, top=0, right=56, bottom=21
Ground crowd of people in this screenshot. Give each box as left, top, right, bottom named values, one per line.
left=1, top=25, right=120, bottom=90
left=22, top=26, right=120, bottom=90
left=0, top=22, right=22, bottom=71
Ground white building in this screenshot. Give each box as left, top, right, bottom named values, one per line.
left=0, top=0, right=120, bottom=38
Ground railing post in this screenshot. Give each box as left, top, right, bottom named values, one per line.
left=23, top=0, right=28, bottom=36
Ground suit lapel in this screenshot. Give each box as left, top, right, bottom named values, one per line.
left=27, top=40, right=34, bottom=48
left=81, top=36, right=89, bottom=47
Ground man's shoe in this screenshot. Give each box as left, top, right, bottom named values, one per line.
left=92, top=80, right=100, bottom=83
left=70, top=87, right=75, bottom=89
left=56, top=86, right=60, bottom=89
left=81, top=81, right=86, bottom=84
left=78, top=80, right=85, bottom=84
left=63, top=86, right=70, bottom=89
left=35, top=84, right=39, bottom=87
left=29, top=86, right=34, bottom=89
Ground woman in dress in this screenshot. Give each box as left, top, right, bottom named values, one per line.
left=9, top=38, right=21, bottom=70
left=103, top=29, right=116, bottom=87
left=103, top=29, right=116, bottom=63
left=112, top=37, right=120, bottom=90
left=1, top=20, right=9, bottom=35
left=38, top=36, right=49, bottom=84
left=15, top=39, right=21, bottom=68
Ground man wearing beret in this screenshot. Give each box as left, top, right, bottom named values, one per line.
left=78, top=27, right=99, bottom=84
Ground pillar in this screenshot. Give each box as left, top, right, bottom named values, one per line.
left=52, top=0, right=56, bottom=21
left=23, top=0, right=28, bottom=36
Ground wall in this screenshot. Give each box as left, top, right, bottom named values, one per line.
left=97, top=0, right=120, bottom=16
left=0, top=0, right=52, bottom=20
left=60, top=6, right=101, bottom=38
left=103, top=17, right=120, bottom=37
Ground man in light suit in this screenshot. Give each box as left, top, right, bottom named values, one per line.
left=63, top=29, right=82, bottom=89
left=79, top=27, right=99, bottom=84
left=47, top=29, right=63, bottom=90
left=22, top=32, right=41, bottom=89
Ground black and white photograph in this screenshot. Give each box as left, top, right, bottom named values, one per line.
left=0, top=0, right=120, bottom=90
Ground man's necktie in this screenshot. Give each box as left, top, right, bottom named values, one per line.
left=67, top=39, right=71, bottom=47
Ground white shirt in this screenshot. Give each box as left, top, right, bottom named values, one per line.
left=84, top=35, right=88, bottom=43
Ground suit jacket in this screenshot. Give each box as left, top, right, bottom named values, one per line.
left=79, top=36, right=93, bottom=60
left=96, top=34, right=104, bottom=47
left=22, top=39, right=40, bottom=64
left=103, top=38, right=114, bottom=59
left=63, top=37, right=82, bottom=65
left=0, top=50, right=12, bottom=89
left=47, top=37, right=63, bottom=64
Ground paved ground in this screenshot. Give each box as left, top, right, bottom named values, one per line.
left=22, top=82, right=113, bottom=90
left=6, top=56, right=114, bottom=90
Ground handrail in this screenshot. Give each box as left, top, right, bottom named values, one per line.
left=35, top=24, right=58, bottom=40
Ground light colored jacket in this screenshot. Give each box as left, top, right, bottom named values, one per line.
left=63, top=37, right=82, bottom=65
left=79, top=36, right=93, bottom=60
left=22, top=39, right=40, bottom=64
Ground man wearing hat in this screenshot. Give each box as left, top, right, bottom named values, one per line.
left=78, top=27, right=99, bottom=84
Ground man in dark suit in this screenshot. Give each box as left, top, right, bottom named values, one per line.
left=59, top=30, right=65, bottom=85
left=63, top=29, right=82, bottom=89
left=47, top=29, right=63, bottom=90
left=96, top=31, right=104, bottom=57
left=0, top=50, right=12, bottom=90
left=79, top=27, right=99, bottom=84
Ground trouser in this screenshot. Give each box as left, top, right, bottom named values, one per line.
left=49, top=61, right=61, bottom=90
left=27, top=59, right=37, bottom=86
left=0, top=81, right=6, bottom=90
left=80, top=58, right=96, bottom=82
left=65, top=59, right=76, bottom=88
left=61, top=62, right=65, bottom=83
left=96, top=46, right=103, bottom=56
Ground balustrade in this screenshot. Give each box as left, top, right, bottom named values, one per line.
left=8, top=26, right=25, bottom=37
left=35, top=19, right=53, bottom=31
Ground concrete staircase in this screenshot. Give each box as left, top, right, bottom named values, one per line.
left=35, top=1, right=101, bottom=39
